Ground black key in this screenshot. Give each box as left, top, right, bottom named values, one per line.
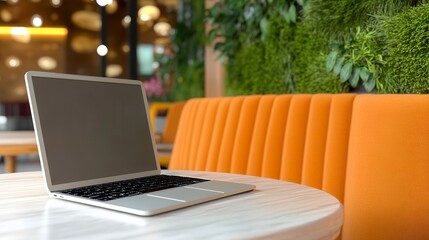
left=60, top=175, right=209, bottom=201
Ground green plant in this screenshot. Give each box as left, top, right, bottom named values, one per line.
left=206, top=0, right=302, bottom=62
left=325, top=27, right=389, bottom=92
left=207, top=1, right=304, bottom=95
left=292, top=20, right=347, bottom=93
left=306, top=0, right=419, bottom=41
left=382, top=4, right=429, bottom=93
left=169, top=0, right=205, bottom=100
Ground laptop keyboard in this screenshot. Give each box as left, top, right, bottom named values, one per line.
left=60, top=175, right=209, bottom=201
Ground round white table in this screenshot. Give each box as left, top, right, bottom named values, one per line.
left=0, top=170, right=343, bottom=240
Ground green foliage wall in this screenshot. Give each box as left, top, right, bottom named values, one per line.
left=169, top=0, right=205, bottom=101
left=383, top=4, right=429, bottom=93
left=207, top=0, right=429, bottom=94
left=293, top=20, right=346, bottom=93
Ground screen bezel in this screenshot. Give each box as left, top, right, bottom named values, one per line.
left=25, top=71, right=161, bottom=192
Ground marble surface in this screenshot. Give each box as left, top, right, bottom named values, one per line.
left=0, top=171, right=343, bottom=240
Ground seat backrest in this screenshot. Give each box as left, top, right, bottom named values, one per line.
left=162, top=101, right=186, bottom=144
left=170, top=94, right=356, bottom=203
left=169, top=94, right=429, bottom=240
left=148, top=101, right=186, bottom=144
left=342, top=94, right=429, bottom=239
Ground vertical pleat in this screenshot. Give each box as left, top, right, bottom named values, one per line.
left=217, top=97, right=245, bottom=172
left=169, top=99, right=198, bottom=169
left=279, top=95, right=312, bottom=183
left=322, top=94, right=356, bottom=202
left=230, top=96, right=262, bottom=174
left=187, top=99, right=210, bottom=170
left=261, top=95, right=292, bottom=179
left=205, top=98, right=232, bottom=171
left=194, top=98, right=222, bottom=171
left=301, top=95, right=332, bottom=189
left=170, top=94, right=355, bottom=204
left=246, top=95, right=276, bottom=176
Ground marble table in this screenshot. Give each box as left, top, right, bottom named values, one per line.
left=0, top=131, right=38, bottom=173
left=0, top=170, right=343, bottom=240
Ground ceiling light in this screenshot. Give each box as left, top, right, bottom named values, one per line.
left=122, top=16, right=131, bottom=28
left=10, top=27, right=31, bottom=43
left=31, top=15, right=43, bottom=27
left=154, top=22, right=171, bottom=36
left=97, top=44, right=108, bottom=56
left=138, top=5, right=160, bottom=22
left=38, top=56, right=57, bottom=70
left=51, top=0, right=62, bottom=7
left=5, top=56, right=21, bottom=68
left=106, top=64, right=123, bottom=77
left=96, top=0, right=112, bottom=7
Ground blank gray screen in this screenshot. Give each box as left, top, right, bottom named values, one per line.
left=32, top=76, right=158, bottom=185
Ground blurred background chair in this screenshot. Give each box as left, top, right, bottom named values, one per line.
left=149, top=101, right=186, bottom=168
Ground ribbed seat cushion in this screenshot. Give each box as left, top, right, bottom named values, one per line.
left=170, top=94, right=356, bottom=203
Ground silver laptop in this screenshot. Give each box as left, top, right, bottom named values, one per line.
left=25, top=71, right=255, bottom=216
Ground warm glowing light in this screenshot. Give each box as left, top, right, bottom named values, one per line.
left=0, top=27, right=68, bottom=36
left=122, top=16, right=131, bottom=27
left=51, top=0, right=62, bottom=7
left=106, top=0, right=118, bottom=14
left=154, top=22, right=171, bottom=36
left=6, top=56, right=21, bottom=68
left=10, top=27, right=29, bottom=36
left=106, top=64, right=123, bottom=77
left=31, top=15, right=43, bottom=27
left=97, top=44, right=108, bottom=56
left=96, top=0, right=112, bottom=7
left=1, top=10, right=12, bottom=22
left=38, top=56, right=58, bottom=70
left=138, top=5, right=160, bottom=22
left=10, top=27, right=30, bottom=43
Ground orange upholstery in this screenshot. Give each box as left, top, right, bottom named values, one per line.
left=343, top=95, right=429, bottom=239
left=149, top=101, right=186, bottom=167
left=169, top=94, right=429, bottom=239
left=160, top=101, right=186, bottom=144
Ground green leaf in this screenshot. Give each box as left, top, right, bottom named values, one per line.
left=340, top=62, right=353, bottom=82
left=363, top=76, right=375, bottom=92
left=281, top=9, right=291, bottom=23
left=333, top=57, right=344, bottom=75
left=297, top=0, right=304, bottom=6
left=207, top=28, right=219, bottom=43
left=326, top=51, right=338, bottom=71
left=288, top=5, right=297, bottom=23
left=260, top=17, right=269, bottom=43
left=359, top=67, right=370, bottom=82
left=350, top=67, right=361, bottom=88
left=214, top=42, right=225, bottom=52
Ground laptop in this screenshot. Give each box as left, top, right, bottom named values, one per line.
left=25, top=71, right=255, bottom=216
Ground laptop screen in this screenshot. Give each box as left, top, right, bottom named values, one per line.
left=31, top=76, right=158, bottom=185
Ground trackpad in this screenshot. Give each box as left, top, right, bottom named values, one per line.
left=149, top=187, right=221, bottom=202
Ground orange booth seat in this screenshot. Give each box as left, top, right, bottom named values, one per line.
left=169, top=94, right=429, bottom=240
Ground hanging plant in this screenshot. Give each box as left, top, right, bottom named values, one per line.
left=206, top=0, right=304, bottom=62
left=325, top=27, right=387, bottom=92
